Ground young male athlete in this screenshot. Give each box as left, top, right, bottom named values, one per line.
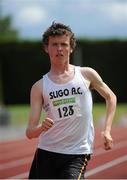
left=26, top=22, right=117, bottom=179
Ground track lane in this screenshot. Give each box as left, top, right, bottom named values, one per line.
left=0, top=126, right=127, bottom=179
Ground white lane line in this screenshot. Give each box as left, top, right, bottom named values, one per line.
left=0, top=157, right=32, bottom=170
left=85, top=155, right=127, bottom=177
left=8, top=172, right=29, bottom=179
left=94, top=140, right=127, bottom=156
left=4, top=140, right=127, bottom=179
left=8, top=155, right=127, bottom=179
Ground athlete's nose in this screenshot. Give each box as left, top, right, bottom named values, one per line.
left=57, top=44, right=62, bottom=51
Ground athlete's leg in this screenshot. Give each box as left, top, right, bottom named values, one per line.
left=28, top=149, right=56, bottom=179
left=28, top=149, right=38, bottom=179
left=58, top=154, right=91, bottom=179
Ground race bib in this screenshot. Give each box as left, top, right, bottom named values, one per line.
left=52, top=96, right=82, bottom=121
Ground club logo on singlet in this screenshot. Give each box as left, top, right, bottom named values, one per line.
left=49, top=87, right=82, bottom=99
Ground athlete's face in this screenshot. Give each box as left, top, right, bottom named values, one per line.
left=45, top=35, right=73, bottom=65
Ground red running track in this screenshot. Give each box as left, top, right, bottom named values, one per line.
left=0, top=126, right=127, bottom=179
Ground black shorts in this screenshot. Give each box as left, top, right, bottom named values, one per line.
left=29, top=148, right=91, bottom=179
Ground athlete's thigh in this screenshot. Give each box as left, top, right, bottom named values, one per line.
left=29, top=148, right=56, bottom=179
left=58, top=154, right=89, bottom=179
left=28, top=150, right=38, bottom=179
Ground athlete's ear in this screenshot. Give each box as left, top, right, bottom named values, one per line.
left=70, top=49, right=73, bottom=53
left=44, top=45, right=48, bottom=53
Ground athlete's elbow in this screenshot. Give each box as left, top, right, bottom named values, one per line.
left=107, top=92, right=117, bottom=106
left=111, top=92, right=117, bottom=105
left=26, top=128, right=33, bottom=139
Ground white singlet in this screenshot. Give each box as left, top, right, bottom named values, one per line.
left=38, top=66, right=94, bottom=154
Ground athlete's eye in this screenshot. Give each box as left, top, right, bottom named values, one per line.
left=52, top=43, right=58, bottom=46
left=61, top=43, right=68, bottom=47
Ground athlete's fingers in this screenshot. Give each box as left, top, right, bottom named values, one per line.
left=41, top=117, right=54, bottom=131
left=41, top=123, right=52, bottom=131
left=101, top=131, right=113, bottom=150
left=45, top=117, right=54, bottom=125
left=104, top=138, right=113, bottom=150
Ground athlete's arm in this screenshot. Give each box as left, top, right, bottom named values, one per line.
left=26, top=80, right=54, bottom=139
left=81, top=67, right=117, bottom=150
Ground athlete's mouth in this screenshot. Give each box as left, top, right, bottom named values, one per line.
left=56, top=54, right=63, bottom=57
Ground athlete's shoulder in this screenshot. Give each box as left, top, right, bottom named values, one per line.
left=80, top=66, right=97, bottom=74
left=79, top=67, right=104, bottom=89
left=31, top=79, right=42, bottom=94
left=80, top=67, right=102, bottom=81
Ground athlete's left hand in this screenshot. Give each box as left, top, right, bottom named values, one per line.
left=102, top=131, right=113, bottom=150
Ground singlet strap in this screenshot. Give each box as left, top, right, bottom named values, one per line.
left=75, top=66, right=90, bottom=89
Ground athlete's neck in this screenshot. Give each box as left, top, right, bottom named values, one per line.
left=48, top=64, right=75, bottom=84
left=50, top=64, right=74, bottom=75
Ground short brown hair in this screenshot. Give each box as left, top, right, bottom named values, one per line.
left=42, top=22, right=76, bottom=50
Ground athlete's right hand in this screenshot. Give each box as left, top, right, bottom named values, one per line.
left=41, top=117, right=54, bottom=131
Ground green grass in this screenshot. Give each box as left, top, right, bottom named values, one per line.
left=7, top=105, right=29, bottom=125
left=6, top=105, right=45, bottom=125
left=93, top=103, right=127, bottom=123
left=6, top=103, right=126, bottom=126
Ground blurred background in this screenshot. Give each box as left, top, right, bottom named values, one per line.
left=0, top=0, right=127, bottom=140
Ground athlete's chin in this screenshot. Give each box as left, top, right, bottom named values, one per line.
left=56, top=57, right=67, bottom=62
left=56, top=55, right=64, bottom=60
